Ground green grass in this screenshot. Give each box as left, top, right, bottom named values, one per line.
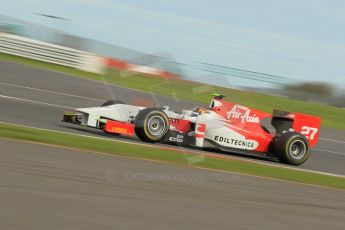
left=1, top=122, right=345, bottom=189
left=1, top=52, right=345, bottom=130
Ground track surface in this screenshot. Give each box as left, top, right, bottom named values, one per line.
left=1, top=61, right=345, bottom=230
left=1, top=139, right=344, bottom=230
left=0, top=61, right=345, bottom=174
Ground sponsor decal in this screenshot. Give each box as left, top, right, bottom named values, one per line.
left=196, top=123, right=206, bottom=133
left=112, top=127, right=128, bottom=134
left=226, top=105, right=259, bottom=123
left=214, top=135, right=258, bottom=149
left=169, top=118, right=180, bottom=125
left=169, top=134, right=184, bottom=143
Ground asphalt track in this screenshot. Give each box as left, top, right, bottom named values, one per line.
left=0, top=61, right=345, bottom=175
left=1, top=138, right=345, bottom=230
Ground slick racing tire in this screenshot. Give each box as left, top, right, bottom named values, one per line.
left=101, top=100, right=125, bottom=107
left=135, top=108, right=170, bottom=143
left=274, top=132, right=310, bottom=165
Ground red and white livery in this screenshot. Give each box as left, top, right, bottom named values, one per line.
left=62, top=95, right=321, bottom=165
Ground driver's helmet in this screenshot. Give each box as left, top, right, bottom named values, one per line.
left=194, top=107, right=207, bottom=114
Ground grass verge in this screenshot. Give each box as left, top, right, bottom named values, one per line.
left=1, top=52, right=345, bottom=130
left=1, top=122, right=345, bottom=189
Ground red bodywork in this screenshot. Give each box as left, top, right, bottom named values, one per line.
left=211, top=99, right=321, bottom=152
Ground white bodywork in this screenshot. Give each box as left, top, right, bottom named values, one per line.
left=76, top=104, right=198, bottom=127
left=77, top=104, right=145, bottom=127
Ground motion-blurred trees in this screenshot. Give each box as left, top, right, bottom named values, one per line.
left=284, top=82, right=334, bottom=96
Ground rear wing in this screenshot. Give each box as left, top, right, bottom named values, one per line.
left=272, top=110, right=321, bottom=147
left=293, top=113, right=321, bottom=147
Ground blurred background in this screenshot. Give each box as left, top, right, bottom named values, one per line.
left=0, top=0, right=344, bottom=107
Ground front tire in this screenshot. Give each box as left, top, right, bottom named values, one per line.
left=135, top=108, right=170, bottom=143
left=274, top=132, right=310, bottom=165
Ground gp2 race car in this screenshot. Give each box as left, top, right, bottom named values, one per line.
left=62, top=94, right=321, bottom=165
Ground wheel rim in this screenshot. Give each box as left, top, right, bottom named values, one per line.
left=289, top=140, right=307, bottom=160
left=147, top=115, right=166, bottom=136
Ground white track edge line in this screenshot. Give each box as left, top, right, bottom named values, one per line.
left=0, top=82, right=104, bottom=102
left=314, top=148, right=345, bottom=156
left=319, top=137, right=345, bottom=144
left=0, top=94, right=74, bottom=109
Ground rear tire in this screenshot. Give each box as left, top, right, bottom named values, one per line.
left=101, top=100, right=125, bottom=107
left=135, top=108, right=170, bottom=143
left=274, top=132, right=310, bottom=165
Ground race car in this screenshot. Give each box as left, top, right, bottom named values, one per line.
left=62, top=94, right=321, bottom=165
